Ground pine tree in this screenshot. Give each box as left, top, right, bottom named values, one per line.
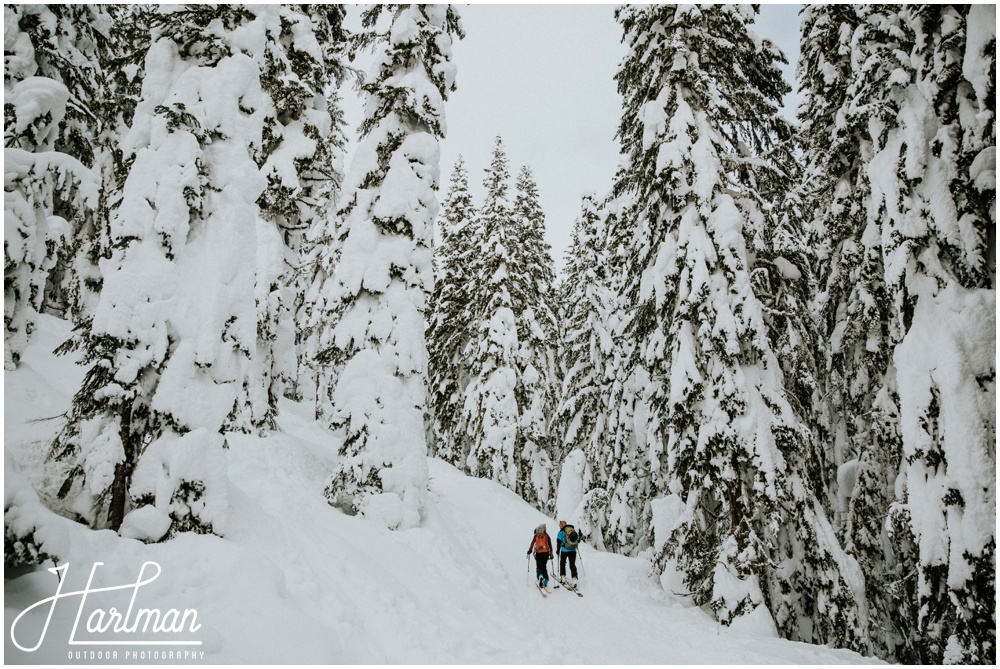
left=246, top=5, right=349, bottom=430
left=612, top=4, right=865, bottom=648
left=801, top=4, right=996, bottom=662
left=463, top=137, right=520, bottom=490
left=322, top=5, right=462, bottom=530
left=858, top=5, right=995, bottom=663
left=798, top=5, right=916, bottom=661
left=554, top=193, right=616, bottom=523
left=427, top=156, right=477, bottom=465
left=49, top=5, right=347, bottom=538
left=5, top=6, right=150, bottom=331
left=294, top=83, right=349, bottom=415
left=65, top=6, right=151, bottom=325
left=3, top=5, right=107, bottom=368
left=510, top=165, right=559, bottom=509
left=579, top=185, right=645, bottom=553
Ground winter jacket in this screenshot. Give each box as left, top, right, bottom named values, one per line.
left=556, top=529, right=577, bottom=553
left=527, top=532, right=553, bottom=555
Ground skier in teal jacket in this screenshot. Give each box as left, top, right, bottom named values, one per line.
left=556, top=520, right=579, bottom=584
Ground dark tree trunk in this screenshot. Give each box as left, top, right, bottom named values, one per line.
left=108, top=401, right=135, bottom=532
left=730, top=452, right=747, bottom=556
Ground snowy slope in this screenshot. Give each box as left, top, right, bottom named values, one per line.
left=4, top=316, right=882, bottom=664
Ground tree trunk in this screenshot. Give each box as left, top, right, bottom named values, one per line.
left=108, top=401, right=135, bottom=532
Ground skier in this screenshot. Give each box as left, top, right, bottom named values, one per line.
left=526, top=523, right=553, bottom=590
left=556, top=520, right=580, bottom=585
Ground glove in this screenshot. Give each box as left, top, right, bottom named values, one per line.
left=526, top=550, right=531, bottom=556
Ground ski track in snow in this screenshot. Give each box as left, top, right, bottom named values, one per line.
left=4, top=315, right=882, bottom=664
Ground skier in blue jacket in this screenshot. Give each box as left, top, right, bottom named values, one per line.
left=556, top=520, right=579, bottom=584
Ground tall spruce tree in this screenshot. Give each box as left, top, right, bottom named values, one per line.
left=294, top=84, right=349, bottom=415
left=579, top=186, right=645, bottom=553
left=426, top=156, right=477, bottom=466
left=802, top=4, right=996, bottom=662
left=3, top=5, right=107, bottom=368
left=49, top=5, right=346, bottom=538
left=322, top=5, right=462, bottom=530
left=66, top=6, right=151, bottom=325
left=611, top=4, right=866, bottom=648
left=798, top=5, right=916, bottom=661
left=510, top=165, right=559, bottom=509
left=858, top=5, right=995, bottom=663
left=554, top=193, right=616, bottom=522
left=249, top=5, right=349, bottom=429
left=463, top=138, right=520, bottom=489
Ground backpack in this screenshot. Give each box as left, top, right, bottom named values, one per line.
left=534, top=531, right=551, bottom=553
left=564, top=525, right=580, bottom=549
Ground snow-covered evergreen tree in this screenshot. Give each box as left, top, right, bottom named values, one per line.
left=5, top=6, right=150, bottom=331
left=576, top=185, right=644, bottom=553
left=556, top=194, right=607, bottom=461
left=463, top=138, right=520, bottom=490
left=426, top=156, right=477, bottom=465
left=322, top=5, right=462, bottom=530
left=246, top=5, right=349, bottom=430
left=797, top=3, right=878, bottom=521
left=611, top=4, right=865, bottom=648
left=798, top=5, right=916, bottom=661
left=3, top=5, right=106, bottom=368
left=554, top=193, right=616, bottom=521
left=510, top=165, right=559, bottom=509
left=293, top=83, right=349, bottom=414
left=50, top=5, right=347, bottom=538
left=859, top=5, right=995, bottom=663
left=802, top=4, right=996, bottom=662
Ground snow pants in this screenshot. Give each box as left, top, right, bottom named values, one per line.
left=534, top=552, right=551, bottom=586
left=559, top=550, right=578, bottom=579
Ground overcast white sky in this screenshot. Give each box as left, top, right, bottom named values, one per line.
left=342, top=3, right=803, bottom=274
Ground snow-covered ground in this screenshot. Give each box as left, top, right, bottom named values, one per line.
left=4, top=315, right=882, bottom=664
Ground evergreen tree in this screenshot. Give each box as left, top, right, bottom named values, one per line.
left=323, top=5, right=462, bottom=530
left=612, top=4, right=865, bottom=648
left=556, top=194, right=608, bottom=464
left=802, top=4, right=996, bottom=662
left=427, top=156, right=477, bottom=465
left=580, top=186, right=645, bottom=553
left=49, top=5, right=346, bottom=538
left=463, top=138, right=520, bottom=489
left=248, top=5, right=349, bottom=430
left=554, top=193, right=616, bottom=524
left=5, top=6, right=149, bottom=331
left=65, top=5, right=151, bottom=325
left=858, top=5, right=995, bottom=663
left=294, top=83, right=349, bottom=414
left=3, top=5, right=107, bottom=368
left=798, top=5, right=916, bottom=661
left=510, top=165, right=559, bottom=509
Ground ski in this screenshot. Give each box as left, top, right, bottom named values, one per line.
left=557, top=579, right=584, bottom=597
left=536, top=583, right=548, bottom=598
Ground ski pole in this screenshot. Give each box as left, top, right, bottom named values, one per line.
left=527, top=553, right=532, bottom=588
